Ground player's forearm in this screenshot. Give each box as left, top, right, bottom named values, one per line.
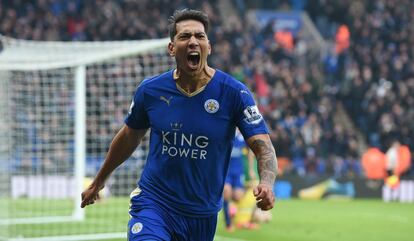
left=93, top=125, right=144, bottom=186
left=248, top=136, right=277, bottom=186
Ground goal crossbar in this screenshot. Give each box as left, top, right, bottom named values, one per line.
left=0, top=35, right=169, bottom=70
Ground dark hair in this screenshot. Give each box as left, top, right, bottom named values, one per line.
left=168, top=9, right=210, bottom=40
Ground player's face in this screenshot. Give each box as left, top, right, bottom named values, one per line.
left=169, top=20, right=211, bottom=76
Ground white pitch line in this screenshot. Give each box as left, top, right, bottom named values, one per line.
left=215, top=235, right=247, bottom=241
left=7, top=233, right=126, bottom=241
left=8, top=233, right=246, bottom=241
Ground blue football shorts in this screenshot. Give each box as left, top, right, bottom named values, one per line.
left=225, top=172, right=245, bottom=189
left=128, top=189, right=218, bottom=241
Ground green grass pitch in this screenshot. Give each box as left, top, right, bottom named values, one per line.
left=4, top=198, right=413, bottom=241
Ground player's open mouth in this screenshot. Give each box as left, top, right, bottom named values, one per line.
left=187, top=52, right=200, bottom=69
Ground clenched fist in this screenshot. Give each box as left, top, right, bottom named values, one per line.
left=253, top=183, right=275, bottom=210
left=81, top=183, right=103, bottom=208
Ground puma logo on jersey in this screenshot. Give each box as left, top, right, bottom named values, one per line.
left=160, top=96, right=172, bottom=106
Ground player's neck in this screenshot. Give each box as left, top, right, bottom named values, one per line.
left=174, top=67, right=215, bottom=95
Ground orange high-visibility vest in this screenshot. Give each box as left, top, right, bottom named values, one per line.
left=274, top=30, right=294, bottom=51
left=394, top=145, right=411, bottom=176
left=361, top=148, right=387, bottom=179
left=335, top=25, right=350, bottom=54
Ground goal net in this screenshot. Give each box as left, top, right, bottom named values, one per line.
left=0, top=35, right=174, bottom=240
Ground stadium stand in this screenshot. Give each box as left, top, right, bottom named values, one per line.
left=307, top=0, right=414, bottom=176
left=1, top=0, right=412, bottom=178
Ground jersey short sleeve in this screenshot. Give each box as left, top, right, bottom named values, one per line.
left=234, top=85, right=268, bottom=139
left=124, top=84, right=150, bottom=129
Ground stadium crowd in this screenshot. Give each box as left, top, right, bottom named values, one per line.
left=308, top=0, right=414, bottom=173
left=2, top=0, right=412, bottom=177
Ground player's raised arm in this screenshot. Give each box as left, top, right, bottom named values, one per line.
left=81, top=125, right=147, bottom=208
left=246, top=134, right=277, bottom=211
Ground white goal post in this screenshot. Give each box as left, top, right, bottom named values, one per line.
left=0, top=35, right=173, bottom=240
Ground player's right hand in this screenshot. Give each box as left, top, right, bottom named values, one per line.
left=81, top=183, right=103, bottom=208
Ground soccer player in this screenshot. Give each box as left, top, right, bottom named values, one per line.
left=223, top=129, right=256, bottom=231
left=81, top=9, right=277, bottom=241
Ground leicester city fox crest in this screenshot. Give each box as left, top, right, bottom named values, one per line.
left=204, top=99, right=219, bottom=113
left=131, top=222, right=143, bottom=234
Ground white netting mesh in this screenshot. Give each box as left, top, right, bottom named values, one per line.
left=0, top=36, right=174, bottom=239
left=0, top=71, right=11, bottom=240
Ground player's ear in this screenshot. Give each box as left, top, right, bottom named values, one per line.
left=208, top=41, right=212, bottom=55
left=168, top=42, right=175, bottom=57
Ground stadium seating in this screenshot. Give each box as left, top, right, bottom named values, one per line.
left=1, top=0, right=412, bottom=177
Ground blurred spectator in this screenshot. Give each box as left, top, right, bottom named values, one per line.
left=3, top=0, right=412, bottom=178
left=308, top=0, right=414, bottom=175
left=361, top=147, right=387, bottom=179
left=274, top=28, right=294, bottom=52
left=386, top=140, right=401, bottom=176
left=335, top=24, right=350, bottom=54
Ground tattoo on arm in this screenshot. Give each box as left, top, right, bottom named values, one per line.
left=250, top=139, right=278, bottom=185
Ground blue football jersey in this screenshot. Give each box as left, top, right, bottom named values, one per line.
left=125, top=69, right=268, bottom=217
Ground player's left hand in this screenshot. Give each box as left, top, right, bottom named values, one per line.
left=253, top=183, right=275, bottom=211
